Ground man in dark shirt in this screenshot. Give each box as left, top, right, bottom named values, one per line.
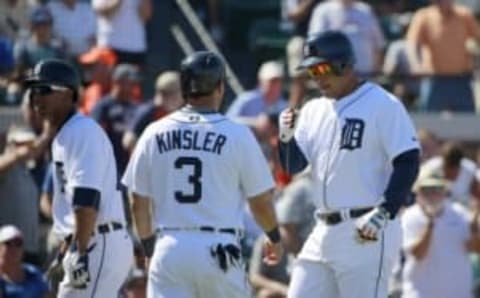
left=122, top=71, right=184, bottom=152
left=91, top=63, right=139, bottom=176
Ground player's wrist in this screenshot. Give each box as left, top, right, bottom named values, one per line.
left=378, top=203, right=393, bottom=220
left=265, top=226, right=281, bottom=244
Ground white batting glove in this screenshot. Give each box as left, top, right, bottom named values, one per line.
left=355, top=207, right=390, bottom=243
left=63, top=244, right=95, bottom=289
left=278, top=108, right=299, bottom=142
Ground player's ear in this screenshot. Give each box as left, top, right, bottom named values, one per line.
left=214, top=81, right=225, bottom=101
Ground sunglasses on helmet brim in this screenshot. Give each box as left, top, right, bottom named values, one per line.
left=306, top=63, right=335, bottom=78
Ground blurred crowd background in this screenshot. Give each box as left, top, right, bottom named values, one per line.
left=2, top=0, right=480, bottom=297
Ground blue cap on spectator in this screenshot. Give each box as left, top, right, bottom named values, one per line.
left=30, top=7, right=53, bottom=25
left=112, top=64, right=140, bottom=82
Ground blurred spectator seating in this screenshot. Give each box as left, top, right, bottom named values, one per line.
left=91, top=63, right=140, bottom=177
left=47, top=0, right=97, bottom=59
left=92, top=0, right=152, bottom=67
left=406, top=1, right=480, bottom=112
left=122, top=71, right=183, bottom=152
left=223, top=0, right=280, bottom=49
left=13, top=6, right=65, bottom=79
left=78, top=46, right=117, bottom=115
left=0, top=126, right=40, bottom=263
left=249, top=234, right=289, bottom=298
left=0, top=0, right=32, bottom=41
left=227, top=60, right=288, bottom=138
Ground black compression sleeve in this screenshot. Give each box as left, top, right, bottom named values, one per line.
left=278, top=138, right=308, bottom=175
left=381, top=149, right=420, bottom=218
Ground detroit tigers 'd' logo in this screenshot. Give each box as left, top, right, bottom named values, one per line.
left=340, top=118, right=364, bottom=150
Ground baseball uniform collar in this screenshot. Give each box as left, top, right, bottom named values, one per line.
left=171, top=106, right=226, bottom=123
left=180, top=104, right=218, bottom=114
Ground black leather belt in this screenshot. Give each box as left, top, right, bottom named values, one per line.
left=97, top=222, right=123, bottom=234
left=317, top=207, right=373, bottom=225
left=160, top=226, right=241, bottom=236
left=199, top=226, right=237, bottom=235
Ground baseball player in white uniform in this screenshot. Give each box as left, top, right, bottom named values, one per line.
left=26, top=59, right=133, bottom=297
left=122, top=51, right=283, bottom=298
left=278, top=31, right=420, bottom=298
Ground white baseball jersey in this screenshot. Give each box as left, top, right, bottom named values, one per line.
left=294, top=81, right=419, bottom=212
left=122, top=108, right=275, bottom=230
left=51, top=113, right=126, bottom=237
left=422, top=156, right=478, bottom=205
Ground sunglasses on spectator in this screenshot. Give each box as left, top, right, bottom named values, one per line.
left=30, top=84, right=70, bottom=97
left=2, top=238, right=23, bottom=248
left=307, top=63, right=335, bottom=78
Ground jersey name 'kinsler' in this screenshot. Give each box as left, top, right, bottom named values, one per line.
left=155, top=128, right=227, bottom=155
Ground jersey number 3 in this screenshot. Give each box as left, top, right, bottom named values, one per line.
left=174, top=157, right=202, bottom=203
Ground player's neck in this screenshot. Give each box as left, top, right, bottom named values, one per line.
left=185, top=96, right=220, bottom=112
left=336, top=78, right=362, bottom=100
left=183, top=103, right=218, bottom=113
left=55, top=108, right=76, bottom=131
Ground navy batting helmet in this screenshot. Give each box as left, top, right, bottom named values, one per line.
left=180, top=51, right=225, bottom=97
left=299, top=30, right=355, bottom=75
left=25, top=59, right=81, bottom=90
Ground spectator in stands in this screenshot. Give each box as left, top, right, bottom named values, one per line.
left=120, top=268, right=147, bottom=298
left=0, top=225, right=50, bottom=298
left=382, top=13, right=419, bottom=109
left=0, top=0, right=32, bottom=41
left=282, top=0, right=320, bottom=108
left=406, top=0, right=480, bottom=112
left=91, top=63, right=139, bottom=176
left=457, top=0, right=480, bottom=16
left=227, top=61, right=288, bottom=140
left=0, top=126, right=39, bottom=260
left=0, top=34, right=15, bottom=104
left=276, top=168, right=315, bottom=256
left=401, top=167, right=480, bottom=298
left=78, top=46, right=117, bottom=114
left=191, top=0, right=225, bottom=43
left=417, top=128, right=441, bottom=163
left=47, top=0, right=97, bottom=59
left=249, top=234, right=289, bottom=298
left=13, top=6, right=65, bottom=76
left=21, top=91, right=51, bottom=189
left=308, top=0, right=385, bottom=76
left=422, top=141, right=480, bottom=206
left=122, top=71, right=183, bottom=152
left=0, top=94, right=53, bottom=263
left=92, top=0, right=152, bottom=66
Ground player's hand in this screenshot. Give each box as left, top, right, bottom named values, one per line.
left=63, top=244, right=95, bottom=289
left=278, top=108, right=299, bottom=142
left=262, top=238, right=284, bottom=266
left=355, top=207, right=390, bottom=243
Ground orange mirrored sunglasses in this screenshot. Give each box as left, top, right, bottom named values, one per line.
left=307, top=63, right=334, bottom=78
